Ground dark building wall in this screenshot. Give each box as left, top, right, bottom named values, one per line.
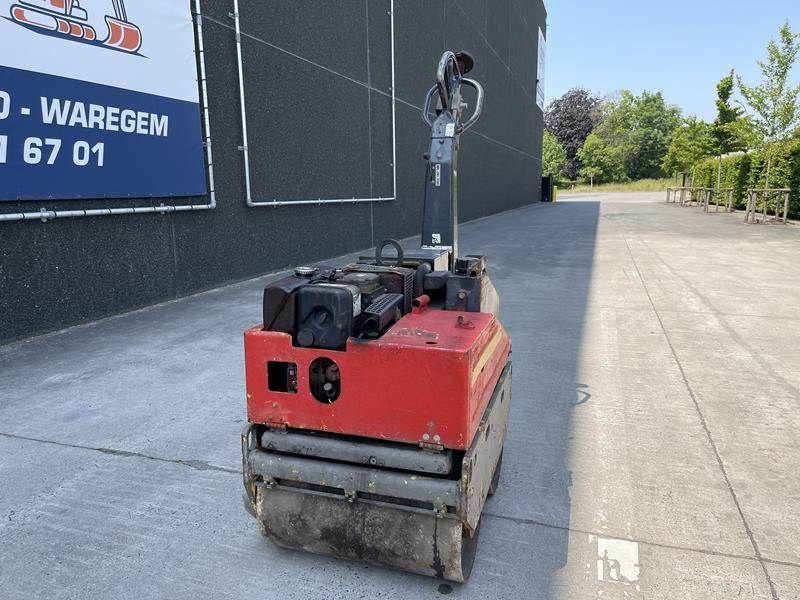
left=0, top=0, right=546, bottom=343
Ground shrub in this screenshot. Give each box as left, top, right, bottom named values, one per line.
left=542, top=130, right=568, bottom=183
left=747, top=139, right=800, bottom=216
left=692, top=157, right=716, bottom=188
left=692, top=153, right=752, bottom=208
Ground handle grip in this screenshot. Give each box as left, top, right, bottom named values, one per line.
left=421, top=84, right=438, bottom=128
left=420, top=51, right=483, bottom=132
left=435, top=50, right=458, bottom=109
left=458, top=78, right=483, bottom=133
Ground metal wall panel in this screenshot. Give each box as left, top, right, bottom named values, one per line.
left=0, top=0, right=546, bottom=343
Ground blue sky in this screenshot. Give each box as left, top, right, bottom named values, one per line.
left=544, top=1, right=800, bottom=121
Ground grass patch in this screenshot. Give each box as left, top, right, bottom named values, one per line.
left=556, top=178, right=672, bottom=195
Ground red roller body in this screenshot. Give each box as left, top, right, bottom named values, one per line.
left=245, top=307, right=510, bottom=450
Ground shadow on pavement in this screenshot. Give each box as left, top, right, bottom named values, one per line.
left=458, top=200, right=600, bottom=598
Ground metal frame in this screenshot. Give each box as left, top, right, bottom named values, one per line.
left=687, top=187, right=712, bottom=209
left=703, top=188, right=734, bottom=213
left=233, top=0, right=397, bottom=208
left=745, top=188, right=791, bottom=224
left=665, top=187, right=682, bottom=204
left=666, top=186, right=693, bottom=205
left=667, top=186, right=723, bottom=209
left=685, top=187, right=705, bottom=207
left=0, top=0, right=217, bottom=223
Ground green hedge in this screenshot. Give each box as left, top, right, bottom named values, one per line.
left=747, top=139, right=800, bottom=216
left=691, top=139, right=800, bottom=215
left=692, top=153, right=752, bottom=209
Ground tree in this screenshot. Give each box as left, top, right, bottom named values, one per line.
left=592, top=90, right=682, bottom=180
left=542, top=131, right=567, bottom=181
left=577, top=132, right=627, bottom=184
left=662, top=118, right=714, bottom=175
left=709, top=70, right=753, bottom=189
left=738, top=21, right=800, bottom=186
left=712, top=70, right=748, bottom=155
left=544, top=88, right=603, bottom=179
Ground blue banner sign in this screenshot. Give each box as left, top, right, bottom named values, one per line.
left=0, top=0, right=207, bottom=200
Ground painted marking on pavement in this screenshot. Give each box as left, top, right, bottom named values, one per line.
left=596, top=536, right=640, bottom=584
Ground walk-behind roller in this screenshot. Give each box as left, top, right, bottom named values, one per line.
left=241, top=51, right=511, bottom=582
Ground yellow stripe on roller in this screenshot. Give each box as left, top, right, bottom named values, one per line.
left=471, top=329, right=504, bottom=386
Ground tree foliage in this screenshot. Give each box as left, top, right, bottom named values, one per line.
left=662, top=118, right=714, bottom=175
left=738, top=22, right=800, bottom=146
left=542, top=130, right=567, bottom=181
left=577, top=132, right=627, bottom=184
left=737, top=21, right=800, bottom=187
left=712, top=70, right=748, bottom=155
left=579, top=90, right=681, bottom=182
left=544, top=88, right=603, bottom=179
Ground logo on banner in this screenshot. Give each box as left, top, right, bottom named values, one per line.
left=8, top=0, right=142, bottom=54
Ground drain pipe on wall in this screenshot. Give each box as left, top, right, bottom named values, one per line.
left=231, top=0, right=253, bottom=204
left=0, top=0, right=217, bottom=223
left=236, top=0, right=398, bottom=208
left=193, top=0, right=217, bottom=210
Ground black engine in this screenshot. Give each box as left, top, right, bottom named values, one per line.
left=261, top=243, right=499, bottom=350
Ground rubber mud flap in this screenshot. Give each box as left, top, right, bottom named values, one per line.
left=255, top=485, right=476, bottom=582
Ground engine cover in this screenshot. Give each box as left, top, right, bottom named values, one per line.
left=244, top=306, right=511, bottom=450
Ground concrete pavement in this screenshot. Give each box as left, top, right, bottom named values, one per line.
left=1, top=192, right=799, bottom=599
